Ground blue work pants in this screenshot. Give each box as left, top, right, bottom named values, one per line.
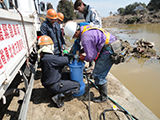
left=92, top=53, right=113, bottom=85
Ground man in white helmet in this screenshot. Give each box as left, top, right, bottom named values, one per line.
left=64, top=22, right=117, bottom=103
left=38, top=35, right=80, bottom=108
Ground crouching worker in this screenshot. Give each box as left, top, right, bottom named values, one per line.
left=64, top=22, right=117, bottom=103
left=38, top=35, right=80, bottom=108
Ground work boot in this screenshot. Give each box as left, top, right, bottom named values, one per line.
left=63, top=91, right=74, bottom=101
left=63, top=91, right=72, bottom=97
left=52, top=93, right=65, bottom=108
left=92, top=83, right=108, bottom=103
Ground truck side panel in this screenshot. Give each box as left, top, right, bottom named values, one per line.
left=0, top=9, right=37, bottom=99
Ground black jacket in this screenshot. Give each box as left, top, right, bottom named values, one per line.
left=40, top=19, right=65, bottom=55
left=40, top=53, right=69, bottom=87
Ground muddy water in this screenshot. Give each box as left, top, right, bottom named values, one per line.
left=107, top=24, right=160, bottom=119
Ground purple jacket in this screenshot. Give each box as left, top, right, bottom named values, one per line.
left=80, top=26, right=117, bottom=62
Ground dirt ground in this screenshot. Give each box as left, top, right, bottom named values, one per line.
left=0, top=67, right=125, bottom=120
left=1, top=66, right=158, bottom=120
left=26, top=68, right=121, bottom=120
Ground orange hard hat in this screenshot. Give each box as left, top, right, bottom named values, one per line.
left=38, top=35, right=53, bottom=45
left=46, top=9, right=58, bottom=19
left=57, top=12, right=64, bottom=21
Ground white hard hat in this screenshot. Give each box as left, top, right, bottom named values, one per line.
left=64, top=21, right=77, bottom=39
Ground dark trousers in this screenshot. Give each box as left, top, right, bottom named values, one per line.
left=45, top=72, right=80, bottom=96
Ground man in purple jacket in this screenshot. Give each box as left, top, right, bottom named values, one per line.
left=64, top=21, right=117, bottom=103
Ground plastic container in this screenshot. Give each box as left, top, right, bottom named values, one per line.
left=69, top=60, right=85, bottom=97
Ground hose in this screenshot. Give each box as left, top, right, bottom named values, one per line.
left=100, top=106, right=138, bottom=120
left=83, top=74, right=137, bottom=120
left=100, top=108, right=137, bottom=120
left=84, top=68, right=92, bottom=120
left=108, top=96, right=135, bottom=120
left=83, top=75, right=98, bottom=89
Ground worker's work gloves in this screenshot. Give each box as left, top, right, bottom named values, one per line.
left=79, top=53, right=99, bottom=62
left=63, top=49, right=68, bottom=54
left=62, top=44, right=68, bottom=56
left=79, top=54, right=85, bottom=62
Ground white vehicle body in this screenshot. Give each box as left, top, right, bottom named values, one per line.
left=0, top=0, right=44, bottom=119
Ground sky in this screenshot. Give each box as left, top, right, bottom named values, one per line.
left=41, top=0, right=150, bottom=17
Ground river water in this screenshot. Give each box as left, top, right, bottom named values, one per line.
left=107, top=24, right=160, bottom=119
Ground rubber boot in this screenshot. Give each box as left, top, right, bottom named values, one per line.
left=52, top=93, right=65, bottom=108
left=92, top=83, right=108, bottom=103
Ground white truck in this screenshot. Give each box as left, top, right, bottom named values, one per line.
left=0, top=0, right=46, bottom=119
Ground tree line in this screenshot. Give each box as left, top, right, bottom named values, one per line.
left=43, top=0, right=160, bottom=22
left=117, top=0, right=160, bottom=15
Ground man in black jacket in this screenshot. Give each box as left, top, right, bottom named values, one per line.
left=40, top=9, right=65, bottom=56
left=38, top=35, right=79, bottom=108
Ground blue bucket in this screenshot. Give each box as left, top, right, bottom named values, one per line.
left=69, top=60, right=85, bottom=97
